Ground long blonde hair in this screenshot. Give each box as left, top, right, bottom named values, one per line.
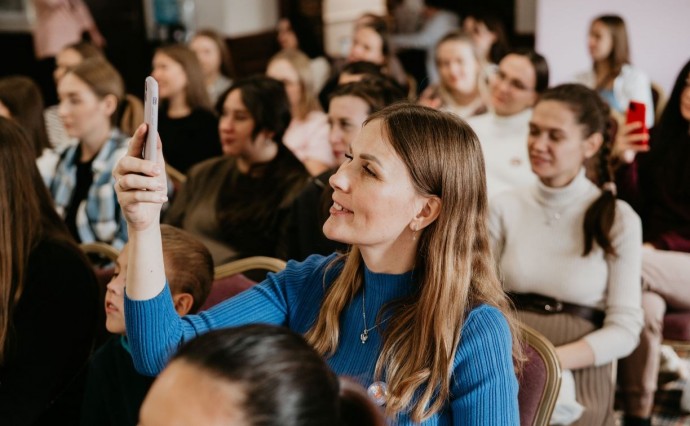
left=305, top=104, right=522, bottom=421
left=268, top=48, right=320, bottom=120
left=68, top=57, right=143, bottom=136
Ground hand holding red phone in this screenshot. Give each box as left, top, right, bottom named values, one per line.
left=613, top=101, right=650, bottom=163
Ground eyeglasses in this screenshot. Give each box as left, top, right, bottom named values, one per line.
left=493, top=70, right=534, bottom=92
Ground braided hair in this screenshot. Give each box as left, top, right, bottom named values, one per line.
left=539, top=83, right=618, bottom=256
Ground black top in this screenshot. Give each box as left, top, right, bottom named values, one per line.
left=284, top=168, right=347, bottom=261
left=65, top=145, right=95, bottom=242
left=164, top=143, right=310, bottom=264
left=158, top=106, right=222, bottom=174
left=80, top=337, right=155, bottom=426
left=0, top=238, right=99, bottom=426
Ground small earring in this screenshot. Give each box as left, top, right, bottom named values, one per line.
left=411, top=224, right=418, bottom=241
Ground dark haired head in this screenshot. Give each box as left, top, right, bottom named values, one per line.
left=171, top=325, right=385, bottom=426
left=342, top=61, right=384, bottom=79
left=0, top=76, right=50, bottom=157
left=466, top=13, right=509, bottom=64
left=648, top=58, right=690, bottom=196
left=216, top=75, right=292, bottom=144
left=537, top=83, right=617, bottom=256
left=281, top=12, right=325, bottom=59
left=329, top=77, right=407, bottom=114
left=509, top=48, right=549, bottom=93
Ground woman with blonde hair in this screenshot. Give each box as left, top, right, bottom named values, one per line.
left=152, top=44, right=221, bottom=173
left=49, top=57, right=137, bottom=248
left=0, top=117, right=99, bottom=424
left=113, top=103, right=521, bottom=424
left=418, top=31, right=487, bottom=118
left=267, top=48, right=334, bottom=175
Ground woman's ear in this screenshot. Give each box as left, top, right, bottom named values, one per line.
left=101, top=93, right=118, bottom=117
left=583, top=132, right=604, bottom=159
left=412, top=196, right=442, bottom=231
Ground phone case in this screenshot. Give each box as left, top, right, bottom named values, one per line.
left=625, top=101, right=647, bottom=145
left=144, top=76, right=159, bottom=161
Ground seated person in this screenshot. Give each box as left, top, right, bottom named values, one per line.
left=163, top=76, right=310, bottom=265
left=490, top=84, right=643, bottom=425
left=615, top=58, right=690, bottom=426
left=575, top=15, right=654, bottom=127
left=284, top=76, right=406, bottom=260
left=267, top=49, right=334, bottom=176
left=48, top=57, right=140, bottom=248
left=139, top=324, right=387, bottom=426
left=151, top=44, right=221, bottom=174
left=418, top=31, right=487, bottom=119
left=0, top=117, right=99, bottom=425
left=115, top=103, right=521, bottom=424
left=81, top=224, right=213, bottom=426
left=467, top=48, right=549, bottom=199
left=189, top=29, right=234, bottom=105
left=0, top=76, right=55, bottom=181
left=391, top=0, right=460, bottom=84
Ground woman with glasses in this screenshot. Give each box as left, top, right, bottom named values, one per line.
left=467, top=48, right=549, bottom=198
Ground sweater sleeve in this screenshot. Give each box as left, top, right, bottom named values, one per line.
left=583, top=202, right=644, bottom=366
left=124, top=255, right=329, bottom=376
left=450, top=305, right=519, bottom=425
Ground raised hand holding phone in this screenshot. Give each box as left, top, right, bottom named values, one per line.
left=144, top=76, right=159, bottom=162
left=614, top=101, right=650, bottom=163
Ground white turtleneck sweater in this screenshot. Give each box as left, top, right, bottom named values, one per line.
left=489, top=169, right=644, bottom=366
left=467, top=109, right=536, bottom=199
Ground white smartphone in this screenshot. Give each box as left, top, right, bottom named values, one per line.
left=143, top=76, right=159, bottom=162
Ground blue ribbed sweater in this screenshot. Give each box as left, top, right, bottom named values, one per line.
left=124, top=254, right=519, bottom=425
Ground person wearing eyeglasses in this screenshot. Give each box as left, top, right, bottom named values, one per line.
left=467, top=49, right=549, bottom=199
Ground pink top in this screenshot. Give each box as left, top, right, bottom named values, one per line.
left=282, top=110, right=334, bottom=168
left=32, top=0, right=96, bottom=58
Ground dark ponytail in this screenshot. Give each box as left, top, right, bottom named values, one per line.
left=539, top=84, right=618, bottom=256
left=582, top=117, right=617, bottom=256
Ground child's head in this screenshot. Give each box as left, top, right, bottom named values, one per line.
left=105, top=225, right=214, bottom=334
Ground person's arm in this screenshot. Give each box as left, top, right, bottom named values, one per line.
left=563, top=203, right=643, bottom=369
left=391, top=13, right=455, bottom=50
left=450, top=305, right=519, bottom=425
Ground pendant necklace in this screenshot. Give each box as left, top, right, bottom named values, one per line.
left=360, top=286, right=389, bottom=344
left=536, top=198, right=566, bottom=227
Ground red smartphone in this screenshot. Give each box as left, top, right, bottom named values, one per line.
left=625, top=101, right=648, bottom=145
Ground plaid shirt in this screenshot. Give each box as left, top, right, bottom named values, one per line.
left=49, top=130, right=129, bottom=249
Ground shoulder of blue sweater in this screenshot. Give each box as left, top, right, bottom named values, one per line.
left=454, top=304, right=512, bottom=361
left=280, top=252, right=343, bottom=282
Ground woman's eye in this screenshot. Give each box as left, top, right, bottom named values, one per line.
left=344, top=153, right=353, bottom=161
left=363, top=165, right=376, bottom=177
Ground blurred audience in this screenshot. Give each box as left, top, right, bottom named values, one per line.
left=189, top=29, right=235, bottom=105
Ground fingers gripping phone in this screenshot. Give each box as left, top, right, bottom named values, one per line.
left=144, top=76, right=159, bottom=161
left=625, top=101, right=648, bottom=145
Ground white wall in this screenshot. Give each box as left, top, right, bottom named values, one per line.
left=194, top=0, right=278, bottom=37
left=535, top=0, right=690, bottom=94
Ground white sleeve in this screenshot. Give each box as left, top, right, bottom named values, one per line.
left=583, top=201, right=644, bottom=366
